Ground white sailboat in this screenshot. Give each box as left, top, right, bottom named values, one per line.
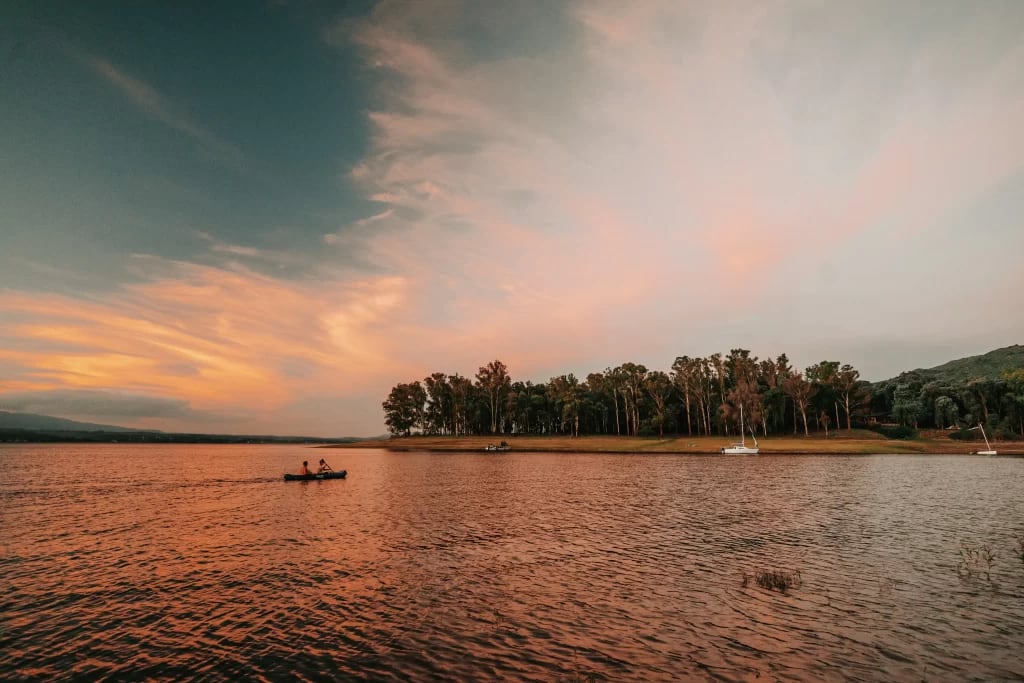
left=721, top=404, right=759, bottom=455
left=969, top=423, right=997, bottom=455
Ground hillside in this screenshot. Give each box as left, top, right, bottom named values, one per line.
left=876, top=345, right=1024, bottom=385
left=0, top=411, right=141, bottom=433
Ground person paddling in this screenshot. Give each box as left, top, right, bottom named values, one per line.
left=317, top=458, right=333, bottom=473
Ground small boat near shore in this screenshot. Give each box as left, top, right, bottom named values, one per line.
left=721, top=404, right=759, bottom=455
left=968, top=424, right=997, bottom=455
left=284, top=469, right=348, bottom=481
left=485, top=441, right=511, bottom=452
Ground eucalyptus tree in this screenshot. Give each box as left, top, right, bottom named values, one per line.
left=585, top=372, right=613, bottom=434
left=835, top=364, right=862, bottom=431
left=644, top=370, right=673, bottom=437
left=527, top=382, right=554, bottom=434
left=423, top=372, right=451, bottom=434
left=709, top=353, right=727, bottom=434
left=671, top=356, right=699, bottom=436
left=758, top=355, right=789, bottom=435
left=604, top=366, right=624, bottom=435
left=508, top=380, right=530, bottom=434
left=615, top=362, right=648, bottom=436
left=549, top=373, right=583, bottom=436
left=806, top=361, right=841, bottom=431
left=448, top=373, right=473, bottom=435
left=476, top=360, right=512, bottom=435
left=783, top=373, right=813, bottom=435
left=726, top=377, right=763, bottom=436
left=725, top=349, right=764, bottom=433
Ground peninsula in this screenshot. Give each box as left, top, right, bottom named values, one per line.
left=328, top=431, right=1024, bottom=455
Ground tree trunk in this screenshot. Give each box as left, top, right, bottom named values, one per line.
left=613, top=390, right=621, bottom=435
left=684, top=390, right=692, bottom=436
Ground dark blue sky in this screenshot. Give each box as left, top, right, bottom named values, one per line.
left=2, top=1, right=377, bottom=290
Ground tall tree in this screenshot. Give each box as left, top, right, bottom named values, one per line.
left=382, top=381, right=426, bottom=436
left=449, top=374, right=472, bottom=436
left=616, top=363, right=648, bottom=436
left=783, top=373, right=814, bottom=436
left=892, top=383, right=923, bottom=428
left=644, top=370, right=673, bottom=437
left=423, top=372, right=451, bottom=435
left=549, top=374, right=583, bottom=436
left=835, top=364, right=861, bottom=431
left=476, top=360, right=511, bottom=434
left=709, top=353, right=726, bottom=434
left=671, top=356, right=697, bottom=436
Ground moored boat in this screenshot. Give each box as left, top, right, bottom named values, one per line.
left=721, top=404, right=759, bottom=455
left=968, top=424, right=997, bottom=455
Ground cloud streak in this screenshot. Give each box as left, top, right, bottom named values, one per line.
left=330, top=0, right=1024, bottom=372
left=0, top=256, right=415, bottom=434
left=78, top=52, right=247, bottom=169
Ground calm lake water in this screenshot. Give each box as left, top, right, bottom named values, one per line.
left=1, top=444, right=1022, bottom=681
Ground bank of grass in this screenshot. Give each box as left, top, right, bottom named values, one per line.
left=329, top=430, right=1024, bottom=455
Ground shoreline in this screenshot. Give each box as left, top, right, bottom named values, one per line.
left=326, top=433, right=1024, bottom=456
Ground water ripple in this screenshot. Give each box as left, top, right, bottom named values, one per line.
left=1, top=445, right=1023, bottom=680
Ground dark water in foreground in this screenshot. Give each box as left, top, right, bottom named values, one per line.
left=2, top=445, right=1023, bottom=682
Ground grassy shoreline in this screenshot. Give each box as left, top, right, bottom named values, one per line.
left=327, top=431, right=1024, bottom=455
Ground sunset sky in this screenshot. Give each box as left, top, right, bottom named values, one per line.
left=2, top=1, right=1023, bottom=436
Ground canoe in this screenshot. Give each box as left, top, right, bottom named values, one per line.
left=284, top=469, right=347, bottom=481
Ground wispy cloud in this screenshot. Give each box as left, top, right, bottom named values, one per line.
left=328, top=0, right=1024, bottom=376
left=0, top=260, right=414, bottom=434
left=78, top=52, right=247, bottom=170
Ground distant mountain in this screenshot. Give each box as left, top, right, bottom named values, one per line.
left=876, top=345, right=1024, bottom=385
left=0, top=410, right=382, bottom=443
left=0, top=411, right=142, bottom=433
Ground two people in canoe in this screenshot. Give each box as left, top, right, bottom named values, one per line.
left=298, top=458, right=334, bottom=475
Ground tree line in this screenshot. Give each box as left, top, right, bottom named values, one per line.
left=382, top=351, right=1024, bottom=439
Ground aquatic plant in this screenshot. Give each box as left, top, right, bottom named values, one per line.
left=741, top=569, right=802, bottom=593
left=957, top=542, right=996, bottom=580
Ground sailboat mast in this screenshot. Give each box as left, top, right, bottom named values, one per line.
left=740, top=404, right=745, bottom=447
left=980, top=423, right=992, bottom=451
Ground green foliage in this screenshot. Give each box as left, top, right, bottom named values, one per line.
left=382, top=346, right=1024, bottom=438
left=382, top=381, right=427, bottom=436
left=917, top=345, right=1024, bottom=384
left=947, top=428, right=975, bottom=441
left=870, top=424, right=918, bottom=440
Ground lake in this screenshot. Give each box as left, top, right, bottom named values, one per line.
left=2, top=444, right=1022, bottom=681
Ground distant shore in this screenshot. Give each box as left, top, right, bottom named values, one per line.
left=326, top=431, right=1024, bottom=455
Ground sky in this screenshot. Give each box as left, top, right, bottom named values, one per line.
left=1, top=0, right=1023, bottom=437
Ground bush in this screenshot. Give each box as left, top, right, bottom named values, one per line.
left=948, top=429, right=974, bottom=441
left=869, top=424, right=918, bottom=440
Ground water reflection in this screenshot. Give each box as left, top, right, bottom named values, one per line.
left=1, top=445, right=1022, bottom=681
